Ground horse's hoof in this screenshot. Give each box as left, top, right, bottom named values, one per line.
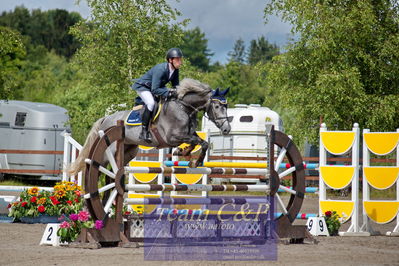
left=173, top=148, right=183, bottom=156
left=190, top=161, right=202, bottom=168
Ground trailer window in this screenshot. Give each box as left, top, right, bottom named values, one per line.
left=0, top=122, right=10, bottom=127
left=15, top=112, right=27, bottom=127
left=228, top=116, right=234, bottom=122
left=239, top=116, right=253, bottom=122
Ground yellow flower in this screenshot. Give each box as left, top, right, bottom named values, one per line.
left=28, top=187, right=39, bottom=196
left=55, top=189, right=66, bottom=199
left=37, top=198, right=46, bottom=204
left=53, top=185, right=64, bottom=191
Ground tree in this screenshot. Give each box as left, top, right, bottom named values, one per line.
left=58, top=0, right=186, bottom=141
left=248, top=36, right=279, bottom=65
left=264, top=0, right=399, bottom=143
left=180, top=27, right=213, bottom=71
left=228, top=38, right=246, bottom=63
left=0, top=26, right=26, bottom=99
left=0, top=6, right=82, bottom=58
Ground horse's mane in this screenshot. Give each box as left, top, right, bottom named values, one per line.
left=176, top=78, right=212, bottom=99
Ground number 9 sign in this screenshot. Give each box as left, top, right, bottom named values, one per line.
left=306, top=217, right=329, bottom=236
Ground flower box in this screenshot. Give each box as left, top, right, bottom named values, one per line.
left=20, top=214, right=60, bottom=224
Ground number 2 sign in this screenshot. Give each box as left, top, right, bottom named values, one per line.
left=40, top=223, right=62, bottom=246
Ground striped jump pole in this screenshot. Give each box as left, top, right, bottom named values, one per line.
left=278, top=186, right=318, bottom=194
left=163, top=161, right=319, bottom=170
left=124, top=196, right=270, bottom=205
left=275, top=212, right=317, bottom=220
left=125, top=184, right=270, bottom=193
left=124, top=166, right=269, bottom=176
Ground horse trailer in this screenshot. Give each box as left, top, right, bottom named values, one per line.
left=0, top=100, right=70, bottom=180
left=201, top=104, right=283, bottom=184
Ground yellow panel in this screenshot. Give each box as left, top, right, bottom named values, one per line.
left=364, top=201, right=399, bottom=224
left=173, top=167, right=203, bottom=184
left=129, top=161, right=160, bottom=183
left=320, top=200, right=354, bottom=222
left=178, top=131, right=207, bottom=153
left=138, top=145, right=155, bottom=150
left=364, top=132, right=399, bottom=155
left=320, top=131, right=355, bottom=155
left=128, top=193, right=160, bottom=214
left=320, top=166, right=355, bottom=189
left=364, top=167, right=399, bottom=190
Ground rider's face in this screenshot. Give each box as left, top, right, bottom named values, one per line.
left=170, top=57, right=183, bottom=69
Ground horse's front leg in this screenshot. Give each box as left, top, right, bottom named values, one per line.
left=192, top=139, right=208, bottom=168
left=172, top=132, right=200, bottom=157
left=170, top=134, right=208, bottom=168
left=173, top=144, right=196, bottom=157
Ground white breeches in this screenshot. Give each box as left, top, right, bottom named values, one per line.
left=137, top=90, right=155, bottom=111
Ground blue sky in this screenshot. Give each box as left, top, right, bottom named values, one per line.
left=1, top=0, right=293, bottom=63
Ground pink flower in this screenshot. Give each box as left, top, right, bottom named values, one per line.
left=69, top=214, right=79, bottom=221
left=60, top=221, right=70, bottom=229
left=95, top=220, right=104, bottom=230
left=78, top=211, right=90, bottom=222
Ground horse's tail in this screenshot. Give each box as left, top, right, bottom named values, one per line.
left=65, top=117, right=105, bottom=177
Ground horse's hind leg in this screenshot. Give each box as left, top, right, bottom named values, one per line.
left=124, top=144, right=139, bottom=165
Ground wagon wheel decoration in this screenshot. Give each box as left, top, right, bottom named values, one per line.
left=84, top=120, right=126, bottom=243
left=83, top=121, right=305, bottom=242
left=268, top=128, right=305, bottom=232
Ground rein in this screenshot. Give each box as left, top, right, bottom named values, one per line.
left=204, top=99, right=229, bottom=127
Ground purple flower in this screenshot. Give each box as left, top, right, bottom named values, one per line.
left=95, top=220, right=104, bottom=230
left=69, top=213, right=79, bottom=221
left=78, top=211, right=90, bottom=222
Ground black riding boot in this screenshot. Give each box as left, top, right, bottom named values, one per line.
left=139, top=106, right=153, bottom=143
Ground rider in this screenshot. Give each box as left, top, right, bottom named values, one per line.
left=132, top=48, right=183, bottom=143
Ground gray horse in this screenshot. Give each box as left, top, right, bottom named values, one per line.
left=67, top=78, right=231, bottom=176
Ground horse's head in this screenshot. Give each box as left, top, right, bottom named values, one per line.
left=206, top=87, right=231, bottom=135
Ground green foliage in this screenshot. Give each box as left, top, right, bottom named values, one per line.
left=323, top=210, right=341, bottom=236
left=0, top=6, right=82, bottom=58
left=248, top=36, right=279, bottom=65
left=200, top=61, right=267, bottom=106
left=16, top=50, right=70, bottom=102
left=57, top=0, right=187, bottom=141
left=0, top=26, right=26, bottom=99
left=264, top=0, right=399, bottom=143
left=181, top=27, right=213, bottom=71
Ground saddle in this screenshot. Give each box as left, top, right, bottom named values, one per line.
left=125, top=102, right=162, bottom=126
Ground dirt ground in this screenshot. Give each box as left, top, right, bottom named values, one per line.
left=1, top=197, right=399, bottom=266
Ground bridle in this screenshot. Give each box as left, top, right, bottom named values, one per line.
left=173, top=95, right=229, bottom=129
left=204, top=98, right=229, bottom=128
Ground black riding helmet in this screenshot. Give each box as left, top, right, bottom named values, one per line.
left=166, top=48, right=183, bottom=60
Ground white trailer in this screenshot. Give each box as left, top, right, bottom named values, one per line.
left=201, top=104, right=283, bottom=184
left=0, top=100, right=70, bottom=180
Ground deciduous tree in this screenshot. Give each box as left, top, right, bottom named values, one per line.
left=264, top=0, right=399, bottom=143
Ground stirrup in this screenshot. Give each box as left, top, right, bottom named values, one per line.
left=139, top=128, right=152, bottom=143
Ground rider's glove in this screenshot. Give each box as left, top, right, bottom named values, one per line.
left=167, top=89, right=178, bottom=100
